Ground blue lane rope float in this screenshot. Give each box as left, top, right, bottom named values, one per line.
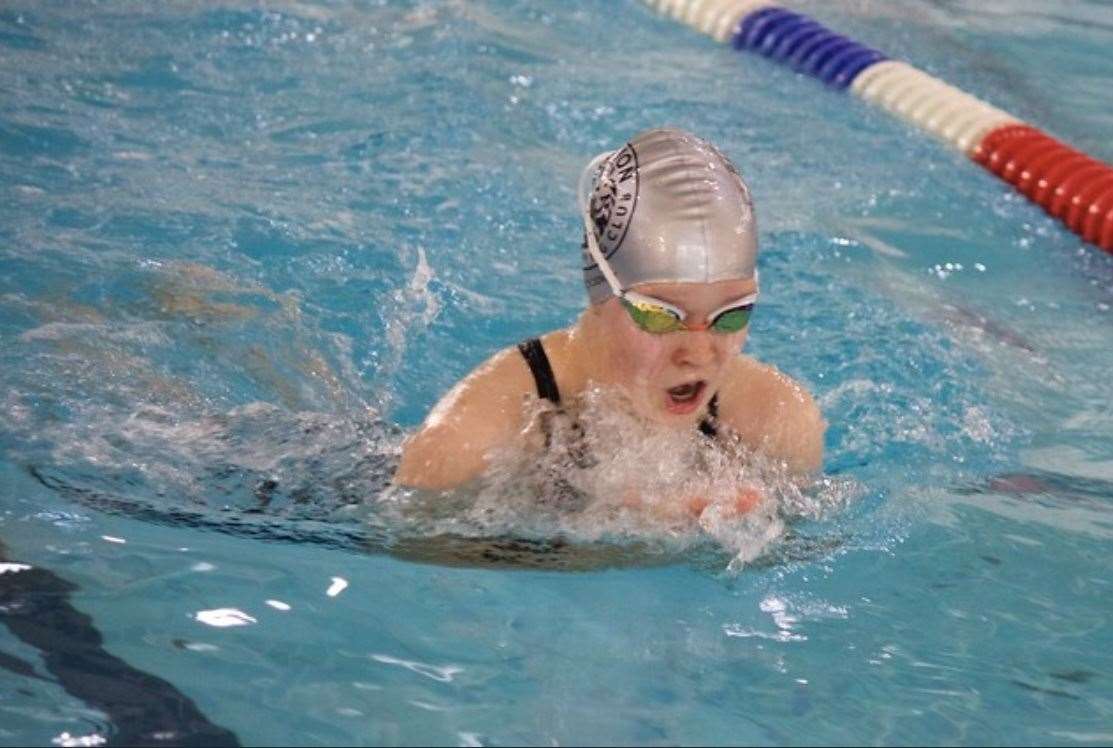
left=733, top=6, right=887, bottom=89
left=643, top=0, right=1113, bottom=254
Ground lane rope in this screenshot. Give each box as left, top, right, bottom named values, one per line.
left=643, top=0, right=1113, bottom=253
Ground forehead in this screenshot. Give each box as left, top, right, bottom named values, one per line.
left=632, top=278, right=758, bottom=308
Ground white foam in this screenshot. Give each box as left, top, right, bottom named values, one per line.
left=194, top=608, right=257, bottom=628
left=371, top=653, right=462, bottom=683
left=52, top=732, right=107, bottom=747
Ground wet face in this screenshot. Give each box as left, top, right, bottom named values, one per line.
left=592, top=278, right=757, bottom=426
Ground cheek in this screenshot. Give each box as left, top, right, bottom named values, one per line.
left=725, top=329, right=748, bottom=356
left=609, top=328, right=670, bottom=381
left=713, top=331, right=748, bottom=369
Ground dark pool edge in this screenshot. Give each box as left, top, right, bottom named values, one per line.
left=0, top=537, right=241, bottom=747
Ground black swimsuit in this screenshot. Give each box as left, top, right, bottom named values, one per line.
left=516, top=337, right=720, bottom=439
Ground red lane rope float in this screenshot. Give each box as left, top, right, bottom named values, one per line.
left=973, top=125, right=1113, bottom=252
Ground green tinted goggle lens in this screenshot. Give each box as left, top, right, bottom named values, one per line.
left=710, top=305, right=752, bottom=332
left=622, top=299, right=684, bottom=333
left=621, top=299, right=753, bottom=335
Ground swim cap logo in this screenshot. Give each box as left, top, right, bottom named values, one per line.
left=588, top=144, right=638, bottom=260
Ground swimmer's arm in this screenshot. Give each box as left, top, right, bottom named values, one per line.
left=394, top=348, right=537, bottom=491
left=719, top=356, right=826, bottom=475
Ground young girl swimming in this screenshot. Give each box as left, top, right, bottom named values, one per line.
left=395, top=127, right=824, bottom=518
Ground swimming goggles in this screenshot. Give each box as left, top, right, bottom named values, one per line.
left=619, top=292, right=757, bottom=335
left=578, top=151, right=758, bottom=336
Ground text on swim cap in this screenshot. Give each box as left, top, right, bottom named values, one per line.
left=588, top=143, right=639, bottom=259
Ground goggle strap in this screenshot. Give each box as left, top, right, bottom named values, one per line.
left=578, top=151, right=627, bottom=299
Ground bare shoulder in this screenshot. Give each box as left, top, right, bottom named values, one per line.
left=716, top=355, right=826, bottom=474
left=395, top=342, right=540, bottom=490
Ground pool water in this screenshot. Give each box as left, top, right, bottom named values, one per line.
left=2, top=0, right=1112, bottom=744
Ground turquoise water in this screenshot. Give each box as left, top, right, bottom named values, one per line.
left=1, top=0, right=1112, bottom=745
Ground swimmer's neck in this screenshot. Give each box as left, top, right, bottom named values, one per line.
left=539, top=307, right=620, bottom=396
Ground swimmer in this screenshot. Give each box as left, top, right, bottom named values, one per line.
left=395, top=127, right=825, bottom=515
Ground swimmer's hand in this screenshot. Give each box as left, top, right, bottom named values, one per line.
left=621, top=486, right=764, bottom=523
left=685, top=486, right=763, bottom=519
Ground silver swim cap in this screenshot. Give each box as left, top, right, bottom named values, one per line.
left=579, top=127, right=758, bottom=305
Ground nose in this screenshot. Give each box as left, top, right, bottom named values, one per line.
left=671, top=329, right=720, bottom=369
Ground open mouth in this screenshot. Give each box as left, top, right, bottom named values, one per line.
left=665, top=380, right=706, bottom=413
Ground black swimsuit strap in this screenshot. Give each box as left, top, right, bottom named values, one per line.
left=698, top=393, right=719, bottom=438
left=517, top=337, right=561, bottom=405
left=517, top=337, right=719, bottom=438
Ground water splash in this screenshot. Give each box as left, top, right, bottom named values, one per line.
left=375, top=246, right=441, bottom=415
left=377, top=385, right=863, bottom=570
